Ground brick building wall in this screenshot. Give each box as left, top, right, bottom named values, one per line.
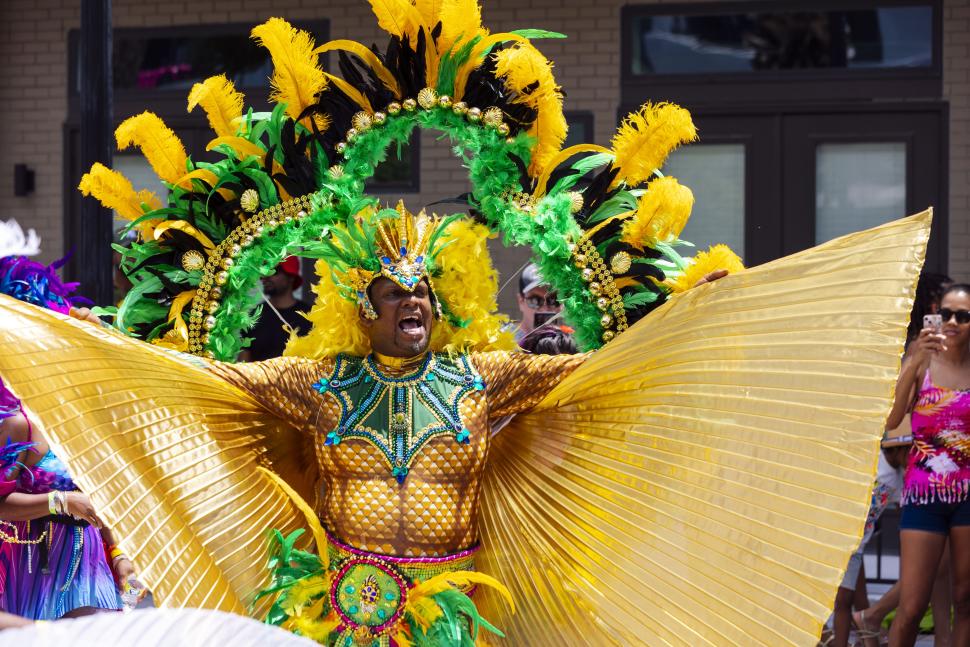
left=0, top=0, right=967, bottom=314
left=944, top=0, right=970, bottom=279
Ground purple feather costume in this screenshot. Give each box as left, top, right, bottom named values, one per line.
left=0, top=255, right=121, bottom=619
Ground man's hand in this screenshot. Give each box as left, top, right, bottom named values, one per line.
left=693, top=269, right=729, bottom=288
left=68, top=306, right=103, bottom=326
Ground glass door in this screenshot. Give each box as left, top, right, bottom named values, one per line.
left=781, top=108, right=946, bottom=269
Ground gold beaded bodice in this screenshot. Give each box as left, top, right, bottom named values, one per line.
left=211, top=351, right=584, bottom=556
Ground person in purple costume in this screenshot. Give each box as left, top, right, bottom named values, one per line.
left=0, top=220, right=128, bottom=620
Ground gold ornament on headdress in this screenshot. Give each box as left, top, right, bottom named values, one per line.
left=374, top=203, right=436, bottom=292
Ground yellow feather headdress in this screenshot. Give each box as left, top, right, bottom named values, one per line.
left=251, top=18, right=326, bottom=124
left=610, top=102, right=698, bottom=189
left=494, top=43, right=567, bottom=176
left=286, top=215, right=515, bottom=360
left=187, top=75, right=245, bottom=138
left=78, top=7, right=736, bottom=362
left=77, top=162, right=163, bottom=239
left=620, top=176, right=695, bottom=249
left=115, top=112, right=188, bottom=185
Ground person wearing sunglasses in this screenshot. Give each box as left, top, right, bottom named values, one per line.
left=515, top=263, right=565, bottom=347
left=886, top=283, right=970, bottom=646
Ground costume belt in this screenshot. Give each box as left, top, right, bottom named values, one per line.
left=323, top=531, right=482, bottom=643
left=326, top=531, right=479, bottom=585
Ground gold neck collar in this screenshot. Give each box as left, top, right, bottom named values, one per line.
left=372, top=351, right=428, bottom=370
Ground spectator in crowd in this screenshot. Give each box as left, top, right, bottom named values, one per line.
left=515, top=263, right=563, bottom=348
left=239, top=257, right=311, bottom=361
left=851, top=271, right=955, bottom=647
left=0, top=242, right=131, bottom=619
left=519, top=325, right=578, bottom=356
left=885, top=283, right=970, bottom=646
left=824, top=439, right=908, bottom=647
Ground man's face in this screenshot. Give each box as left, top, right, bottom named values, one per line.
left=262, top=269, right=294, bottom=297
left=517, top=285, right=561, bottom=334
left=361, top=277, right=434, bottom=357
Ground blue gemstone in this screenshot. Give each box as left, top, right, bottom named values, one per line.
left=384, top=592, right=395, bottom=601
left=381, top=256, right=392, bottom=264
left=348, top=605, right=358, bottom=614
left=345, top=585, right=355, bottom=594
left=377, top=609, right=387, bottom=619
left=425, top=374, right=434, bottom=382
left=400, top=246, right=407, bottom=256
left=415, top=255, right=424, bottom=263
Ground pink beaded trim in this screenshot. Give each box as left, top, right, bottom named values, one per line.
left=325, top=530, right=480, bottom=564
left=330, top=555, right=408, bottom=635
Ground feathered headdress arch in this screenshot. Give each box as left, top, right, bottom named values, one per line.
left=78, top=6, right=738, bottom=358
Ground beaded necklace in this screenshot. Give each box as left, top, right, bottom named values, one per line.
left=313, top=352, right=486, bottom=483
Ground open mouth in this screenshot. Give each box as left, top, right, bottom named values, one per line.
left=398, top=314, right=425, bottom=335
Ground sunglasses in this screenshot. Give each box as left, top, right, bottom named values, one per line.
left=940, top=308, right=970, bottom=324
left=524, top=294, right=560, bottom=309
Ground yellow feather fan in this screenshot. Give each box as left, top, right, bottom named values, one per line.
left=314, top=41, right=401, bottom=99
left=150, top=289, right=197, bottom=352
left=251, top=18, right=326, bottom=123
left=414, top=0, right=445, bottom=31
left=369, top=0, right=425, bottom=41
left=115, top=112, right=188, bottom=185
left=77, top=163, right=162, bottom=239
left=187, top=74, right=245, bottom=138
left=285, top=218, right=515, bottom=360
left=610, top=102, right=697, bottom=189
left=494, top=43, right=567, bottom=176
left=438, top=0, right=487, bottom=55
left=665, top=243, right=744, bottom=293
left=398, top=571, right=514, bottom=645
left=620, top=176, right=694, bottom=249
left=453, top=32, right=527, bottom=102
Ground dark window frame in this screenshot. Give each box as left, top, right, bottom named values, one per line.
left=67, top=21, right=331, bottom=100
left=65, top=20, right=420, bottom=217
left=564, top=110, right=595, bottom=145
left=620, top=0, right=943, bottom=106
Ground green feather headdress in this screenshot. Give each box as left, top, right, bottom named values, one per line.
left=78, top=3, right=740, bottom=359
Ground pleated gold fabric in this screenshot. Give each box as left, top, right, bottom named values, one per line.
left=0, top=312, right=315, bottom=614
left=474, top=209, right=931, bottom=646
left=0, top=210, right=929, bottom=645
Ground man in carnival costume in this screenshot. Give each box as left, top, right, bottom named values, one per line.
left=0, top=5, right=934, bottom=646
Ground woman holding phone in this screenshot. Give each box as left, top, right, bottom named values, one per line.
left=887, top=283, right=970, bottom=646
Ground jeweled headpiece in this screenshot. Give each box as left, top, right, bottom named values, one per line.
left=374, top=207, right=434, bottom=292
left=78, top=4, right=740, bottom=360
left=304, top=203, right=450, bottom=321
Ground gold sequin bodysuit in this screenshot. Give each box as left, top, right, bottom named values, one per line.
left=211, top=351, right=584, bottom=557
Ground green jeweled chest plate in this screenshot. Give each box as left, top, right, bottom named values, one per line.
left=312, top=353, right=485, bottom=483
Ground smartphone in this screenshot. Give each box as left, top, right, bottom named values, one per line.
left=924, top=313, right=943, bottom=333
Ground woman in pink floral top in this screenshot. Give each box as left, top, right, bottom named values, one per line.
left=887, top=283, right=970, bottom=646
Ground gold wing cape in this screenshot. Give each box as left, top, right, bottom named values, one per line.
left=0, top=210, right=929, bottom=645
